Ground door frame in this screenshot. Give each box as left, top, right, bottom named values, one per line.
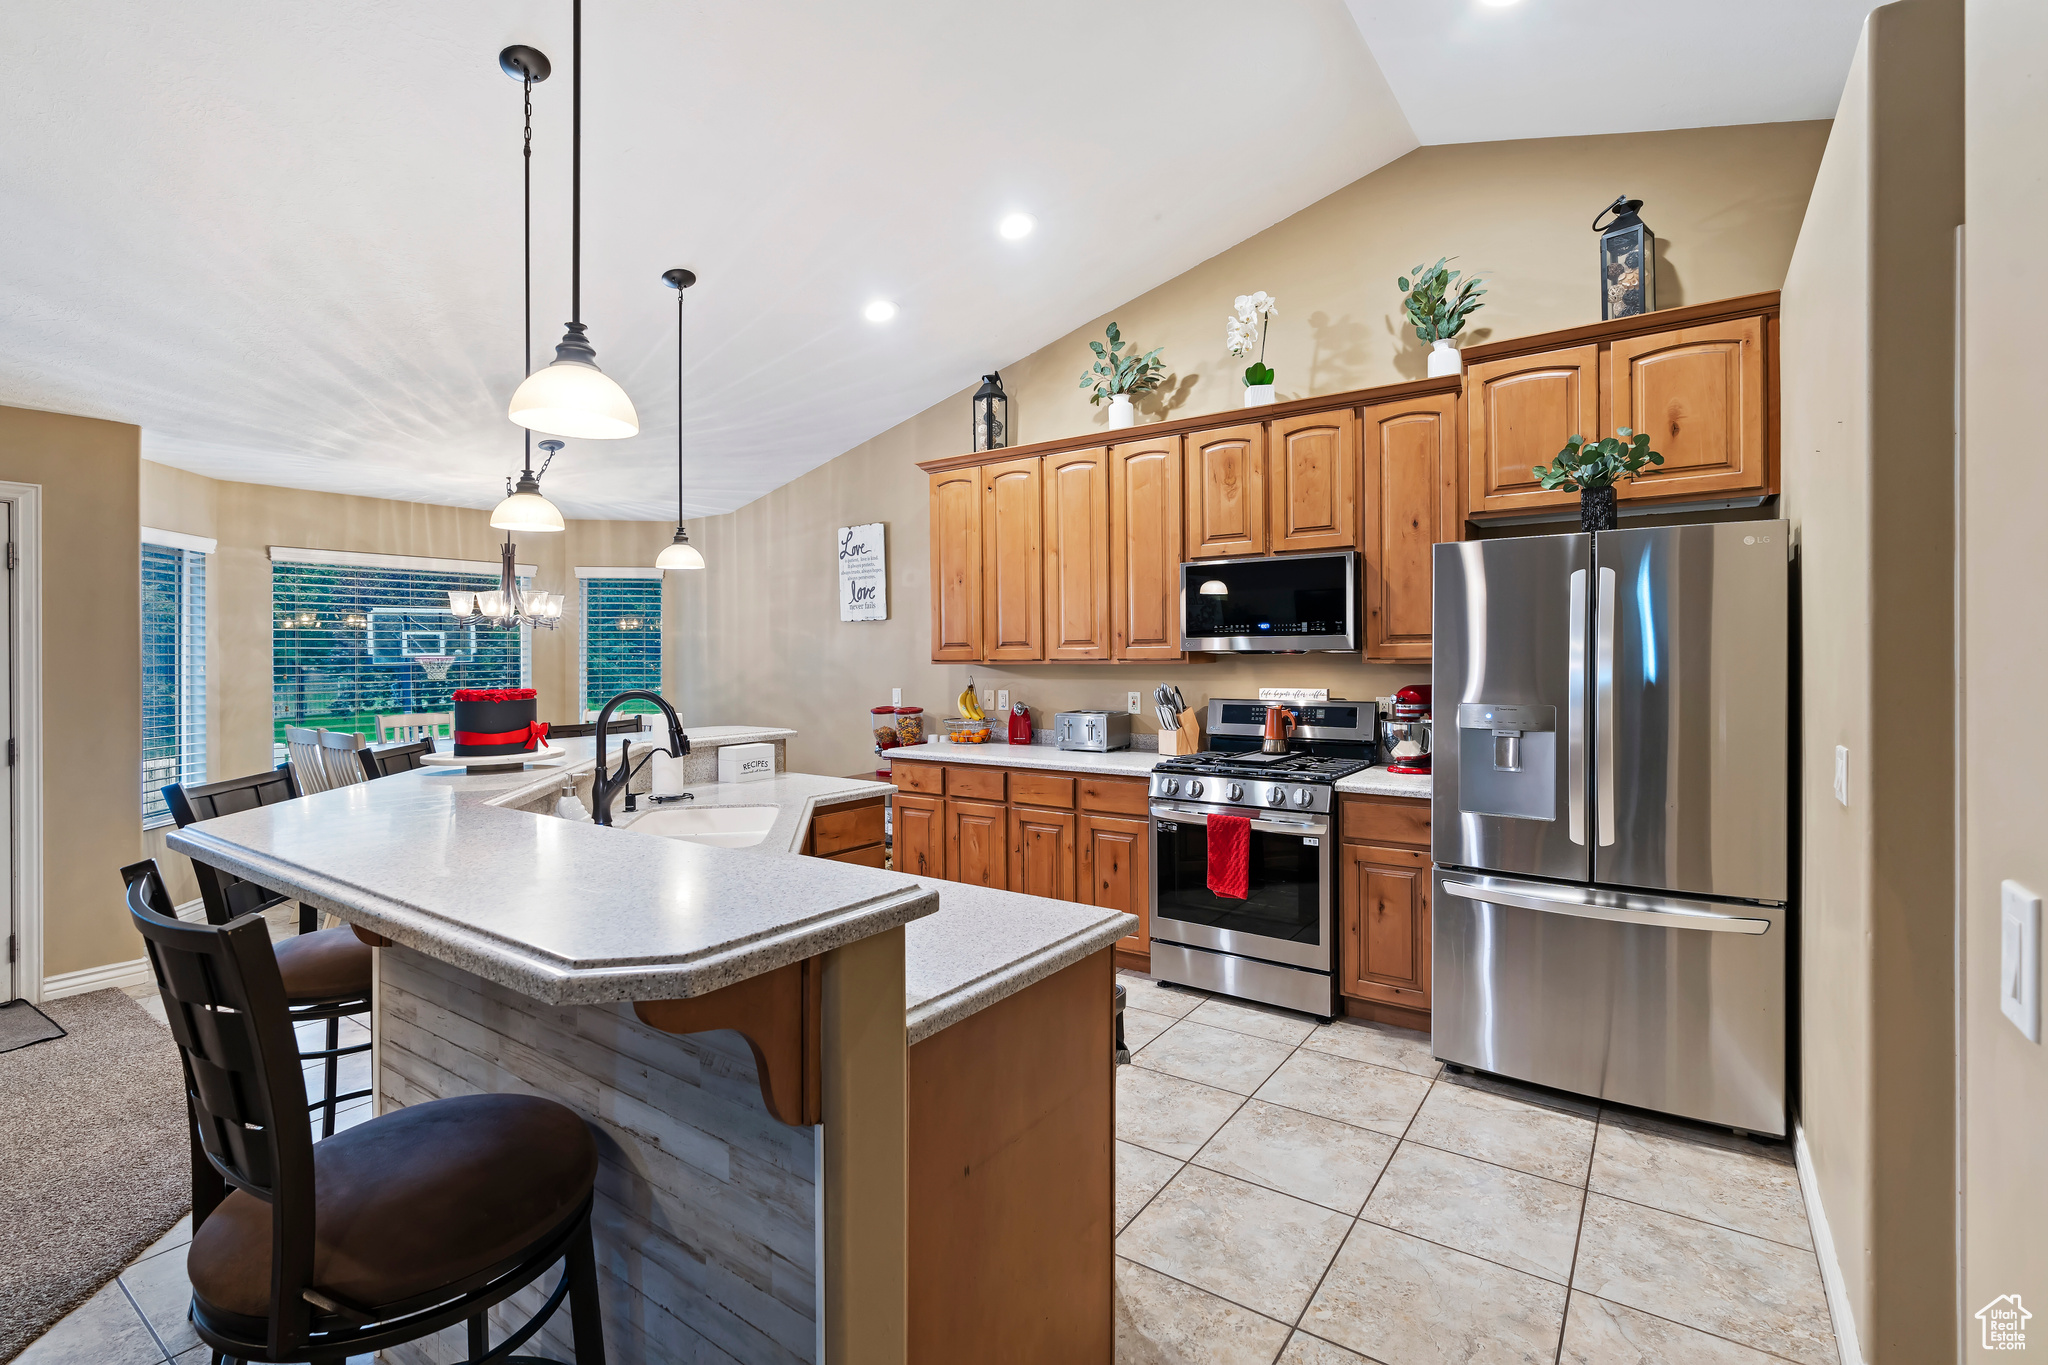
left=0, top=483, right=42, bottom=1002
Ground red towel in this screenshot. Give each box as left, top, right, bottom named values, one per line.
left=1207, top=814, right=1250, bottom=900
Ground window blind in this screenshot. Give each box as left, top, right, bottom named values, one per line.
left=272, top=559, right=532, bottom=752
left=143, top=543, right=206, bottom=826
left=580, top=577, right=664, bottom=716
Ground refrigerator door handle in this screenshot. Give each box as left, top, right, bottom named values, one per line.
left=1567, top=569, right=1587, bottom=845
left=1595, top=565, right=1617, bottom=847
left=1441, top=878, right=1772, bottom=935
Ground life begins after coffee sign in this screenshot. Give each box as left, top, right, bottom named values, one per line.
left=838, top=523, right=887, bottom=622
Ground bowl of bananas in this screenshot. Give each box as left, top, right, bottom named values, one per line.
left=948, top=680, right=994, bottom=743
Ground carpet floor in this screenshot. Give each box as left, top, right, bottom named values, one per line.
left=0, top=988, right=190, bottom=1362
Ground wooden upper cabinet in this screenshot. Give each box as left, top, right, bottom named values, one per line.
left=1184, top=424, right=1266, bottom=559
left=1605, top=315, right=1767, bottom=502
left=1362, top=391, right=1459, bottom=661
left=928, top=469, right=983, bottom=663
left=980, top=457, right=1044, bottom=662
left=1270, top=411, right=1358, bottom=553
left=1109, top=436, right=1182, bottom=660
left=1465, top=344, right=1599, bottom=517
left=1043, top=447, right=1111, bottom=661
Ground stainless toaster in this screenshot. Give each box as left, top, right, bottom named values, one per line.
left=1054, top=710, right=1132, bottom=752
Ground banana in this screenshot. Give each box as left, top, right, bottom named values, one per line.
left=959, top=677, right=984, bottom=721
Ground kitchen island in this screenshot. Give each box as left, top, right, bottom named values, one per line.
left=167, top=729, right=1130, bottom=1365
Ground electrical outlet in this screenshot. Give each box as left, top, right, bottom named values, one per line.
left=996, top=688, right=1010, bottom=716
left=1834, top=746, right=1849, bottom=807
left=1127, top=691, right=1142, bottom=715
left=981, top=688, right=995, bottom=713
left=2002, top=880, right=2041, bottom=1043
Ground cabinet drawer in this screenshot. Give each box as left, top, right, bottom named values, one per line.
left=811, top=799, right=886, bottom=856
left=893, top=761, right=944, bottom=795
left=1079, top=777, right=1150, bottom=816
left=1010, top=771, right=1075, bottom=809
left=1340, top=795, right=1430, bottom=848
left=946, top=766, right=1007, bottom=802
left=823, top=841, right=887, bottom=868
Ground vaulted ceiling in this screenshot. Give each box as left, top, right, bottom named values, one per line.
left=0, top=0, right=1875, bottom=520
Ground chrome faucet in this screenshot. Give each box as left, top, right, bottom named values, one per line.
left=590, top=691, right=690, bottom=826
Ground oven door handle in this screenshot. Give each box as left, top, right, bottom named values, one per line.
left=1441, top=878, right=1771, bottom=935
left=1149, top=805, right=1328, bottom=836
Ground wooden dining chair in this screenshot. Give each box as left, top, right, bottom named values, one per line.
left=316, top=729, right=369, bottom=790
left=283, top=726, right=331, bottom=796
left=377, top=712, right=453, bottom=744
left=358, top=738, right=435, bottom=780
left=122, top=862, right=606, bottom=1365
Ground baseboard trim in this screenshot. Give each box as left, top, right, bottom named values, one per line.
left=1795, top=1123, right=1865, bottom=1365
left=42, top=957, right=152, bottom=998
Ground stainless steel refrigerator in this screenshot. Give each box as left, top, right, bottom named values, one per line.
left=1431, top=521, right=1790, bottom=1135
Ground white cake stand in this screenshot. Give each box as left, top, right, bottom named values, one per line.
left=419, top=742, right=571, bottom=775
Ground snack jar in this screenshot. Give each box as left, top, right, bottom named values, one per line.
left=895, top=706, right=926, bottom=746
left=870, top=706, right=899, bottom=750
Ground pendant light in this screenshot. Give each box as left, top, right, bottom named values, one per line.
left=507, top=0, right=639, bottom=440
left=655, top=267, right=705, bottom=571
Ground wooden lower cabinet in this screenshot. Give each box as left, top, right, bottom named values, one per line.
left=1009, top=804, right=1077, bottom=901
left=1339, top=842, right=1431, bottom=1020
left=894, top=792, right=945, bottom=879
left=1078, top=813, right=1150, bottom=955
left=948, top=798, right=1009, bottom=889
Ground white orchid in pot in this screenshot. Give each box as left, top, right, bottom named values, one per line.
left=1225, top=292, right=1279, bottom=407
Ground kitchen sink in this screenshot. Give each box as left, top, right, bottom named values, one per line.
left=622, top=805, right=780, bottom=848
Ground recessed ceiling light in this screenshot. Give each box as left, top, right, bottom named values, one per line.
left=863, top=300, right=898, bottom=323
left=998, top=212, right=1036, bottom=240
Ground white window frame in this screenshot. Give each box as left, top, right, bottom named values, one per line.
left=142, top=533, right=211, bottom=828
left=576, top=569, right=665, bottom=716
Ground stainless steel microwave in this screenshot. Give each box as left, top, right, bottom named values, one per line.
left=1180, top=550, right=1359, bottom=653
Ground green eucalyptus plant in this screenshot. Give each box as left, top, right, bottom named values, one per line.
left=1077, top=322, right=1166, bottom=405
left=1398, top=257, right=1486, bottom=343
left=1531, top=428, right=1664, bottom=492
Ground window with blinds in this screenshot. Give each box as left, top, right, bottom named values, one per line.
left=143, top=544, right=207, bottom=826
left=580, top=577, right=664, bottom=715
left=272, top=558, right=531, bottom=750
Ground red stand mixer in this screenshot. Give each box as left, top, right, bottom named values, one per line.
left=1381, top=685, right=1433, bottom=775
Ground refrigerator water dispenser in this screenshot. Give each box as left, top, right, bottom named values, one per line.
left=1454, top=703, right=1556, bottom=820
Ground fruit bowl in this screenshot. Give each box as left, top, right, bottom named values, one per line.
left=945, top=717, right=994, bottom=743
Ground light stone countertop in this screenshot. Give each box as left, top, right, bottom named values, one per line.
left=1332, top=766, right=1434, bottom=799
left=607, top=770, right=896, bottom=854
left=888, top=740, right=1162, bottom=779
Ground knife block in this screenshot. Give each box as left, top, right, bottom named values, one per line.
left=1157, top=711, right=1203, bottom=755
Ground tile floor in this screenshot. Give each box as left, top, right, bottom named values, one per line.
left=1113, top=969, right=1837, bottom=1365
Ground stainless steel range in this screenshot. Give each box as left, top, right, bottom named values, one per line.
left=1146, top=698, right=1375, bottom=1017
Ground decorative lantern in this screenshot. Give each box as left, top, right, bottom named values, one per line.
left=971, top=372, right=1009, bottom=452
left=1593, top=195, right=1656, bottom=320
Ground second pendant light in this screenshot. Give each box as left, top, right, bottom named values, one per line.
left=656, top=267, right=704, bottom=571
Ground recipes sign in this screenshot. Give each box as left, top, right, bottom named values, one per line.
left=839, top=523, right=887, bottom=622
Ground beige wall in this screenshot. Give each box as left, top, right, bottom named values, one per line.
left=672, top=122, right=1831, bottom=779
left=1779, top=2, right=1962, bottom=1359
left=0, top=404, right=142, bottom=981
left=1961, top=0, right=2048, bottom=1348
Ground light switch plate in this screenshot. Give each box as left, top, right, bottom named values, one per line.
left=1834, top=746, right=1849, bottom=806
left=2002, top=880, right=2041, bottom=1043
left=996, top=688, right=1010, bottom=716
left=1127, top=691, right=1142, bottom=714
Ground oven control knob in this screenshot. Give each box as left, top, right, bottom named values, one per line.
left=1226, top=783, right=1244, bottom=802
left=1187, top=780, right=1205, bottom=799
left=1160, top=778, right=1179, bottom=797
left=1266, top=786, right=1286, bottom=806
left=1293, top=788, right=1314, bottom=808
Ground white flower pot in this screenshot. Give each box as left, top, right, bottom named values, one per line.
left=1242, top=384, right=1276, bottom=408
left=1427, top=338, right=1461, bottom=378
left=1106, top=393, right=1136, bottom=428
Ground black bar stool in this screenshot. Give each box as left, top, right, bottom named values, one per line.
left=358, top=738, right=435, bottom=779
left=161, top=771, right=373, bottom=1138
left=123, top=861, right=606, bottom=1365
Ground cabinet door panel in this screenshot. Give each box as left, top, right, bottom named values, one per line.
left=1184, top=424, right=1266, bottom=559
left=981, top=457, right=1044, bottom=661
left=1079, top=814, right=1151, bottom=953
left=1271, top=411, right=1358, bottom=552
left=1607, top=316, right=1767, bottom=501
left=1362, top=392, right=1459, bottom=660
left=895, top=794, right=945, bottom=880
left=1110, top=436, right=1183, bottom=659
left=929, top=470, right=983, bottom=662
left=1009, top=805, right=1077, bottom=901
left=948, top=798, right=1009, bottom=889
left=1339, top=843, right=1431, bottom=1010
left=1043, top=447, right=1111, bottom=660
left=1466, top=344, right=1598, bottom=517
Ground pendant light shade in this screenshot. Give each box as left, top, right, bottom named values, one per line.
left=657, top=266, right=704, bottom=571
left=491, top=476, right=566, bottom=532
left=508, top=324, right=639, bottom=439
left=656, top=527, right=704, bottom=571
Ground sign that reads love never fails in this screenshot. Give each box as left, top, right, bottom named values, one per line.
left=839, top=523, right=887, bottom=622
